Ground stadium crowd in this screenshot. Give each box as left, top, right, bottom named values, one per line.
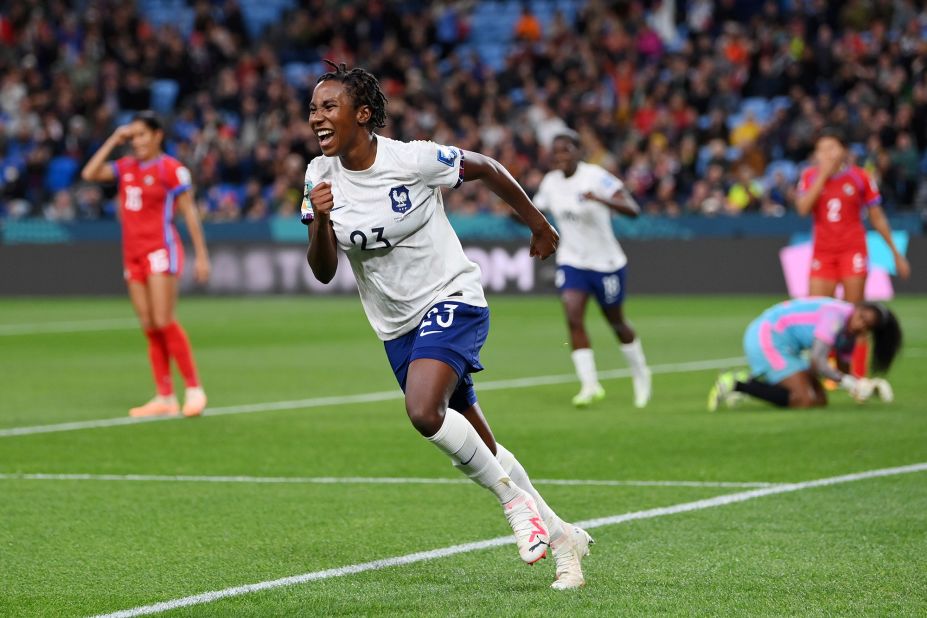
left=1, top=0, right=926, bottom=222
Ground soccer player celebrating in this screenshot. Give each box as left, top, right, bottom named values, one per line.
left=795, top=128, right=911, bottom=377
left=708, top=298, right=901, bottom=410
left=303, top=62, right=592, bottom=589
left=81, top=111, right=209, bottom=418
left=532, top=130, right=651, bottom=408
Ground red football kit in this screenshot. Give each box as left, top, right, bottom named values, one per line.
left=797, top=164, right=881, bottom=281
left=112, top=155, right=192, bottom=281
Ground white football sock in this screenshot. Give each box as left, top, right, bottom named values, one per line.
left=571, top=348, right=600, bottom=390
left=427, top=408, right=519, bottom=504
left=496, top=443, right=566, bottom=542
left=620, top=338, right=649, bottom=377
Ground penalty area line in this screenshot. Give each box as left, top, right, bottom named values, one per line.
left=88, top=461, right=927, bottom=618
left=0, top=318, right=138, bottom=336
left=0, top=356, right=745, bottom=439
left=0, top=472, right=781, bottom=489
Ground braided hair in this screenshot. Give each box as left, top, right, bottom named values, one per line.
left=317, top=60, right=388, bottom=130
left=861, top=302, right=902, bottom=373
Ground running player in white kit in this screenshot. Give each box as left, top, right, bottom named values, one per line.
left=533, top=130, right=652, bottom=408
left=302, top=62, right=593, bottom=589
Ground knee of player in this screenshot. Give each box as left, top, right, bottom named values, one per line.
left=404, top=398, right=445, bottom=436
left=151, top=314, right=174, bottom=330
left=789, top=389, right=823, bottom=409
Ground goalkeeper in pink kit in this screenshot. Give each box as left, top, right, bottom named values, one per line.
left=709, top=298, right=901, bottom=410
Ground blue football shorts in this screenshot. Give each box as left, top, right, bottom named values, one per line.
left=384, top=301, right=490, bottom=412
left=556, top=264, right=627, bottom=307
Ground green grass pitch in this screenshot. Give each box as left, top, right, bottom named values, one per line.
left=1, top=294, right=925, bottom=616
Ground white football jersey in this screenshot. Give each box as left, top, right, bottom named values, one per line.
left=533, top=161, right=628, bottom=272
left=305, top=136, right=486, bottom=340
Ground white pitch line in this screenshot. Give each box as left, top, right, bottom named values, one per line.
left=0, top=472, right=780, bottom=489
left=89, top=461, right=927, bottom=618
left=0, top=356, right=745, bottom=438
left=0, top=318, right=138, bottom=336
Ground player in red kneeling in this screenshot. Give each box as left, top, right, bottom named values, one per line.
left=81, top=111, right=210, bottom=417
left=795, top=128, right=910, bottom=377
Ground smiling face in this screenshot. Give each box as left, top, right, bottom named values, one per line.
left=129, top=120, right=163, bottom=161
left=308, top=80, right=371, bottom=158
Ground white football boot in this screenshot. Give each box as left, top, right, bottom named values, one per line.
left=572, top=384, right=605, bottom=408
left=551, top=524, right=594, bottom=590
left=632, top=367, right=652, bottom=408
left=503, top=486, right=550, bottom=564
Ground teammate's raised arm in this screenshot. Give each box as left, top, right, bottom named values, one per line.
left=583, top=187, right=641, bottom=218
left=461, top=150, right=559, bottom=259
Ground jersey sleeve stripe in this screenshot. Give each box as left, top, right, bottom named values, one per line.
left=168, top=184, right=192, bottom=197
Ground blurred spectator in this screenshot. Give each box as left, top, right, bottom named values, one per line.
left=43, top=189, right=76, bottom=221
left=726, top=164, right=764, bottom=214
left=514, top=6, right=542, bottom=42
left=1, top=0, right=925, bottom=223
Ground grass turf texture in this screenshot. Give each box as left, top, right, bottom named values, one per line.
left=0, top=295, right=925, bottom=616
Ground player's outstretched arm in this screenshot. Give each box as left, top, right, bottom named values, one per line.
left=868, top=205, right=911, bottom=279
left=177, top=191, right=210, bottom=284
left=584, top=188, right=641, bottom=218
left=81, top=125, right=132, bottom=183
left=811, top=339, right=873, bottom=401
left=462, top=150, right=558, bottom=259
left=306, top=181, right=339, bottom=283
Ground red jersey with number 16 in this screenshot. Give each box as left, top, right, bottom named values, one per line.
left=111, top=155, right=192, bottom=258
left=796, top=164, right=880, bottom=254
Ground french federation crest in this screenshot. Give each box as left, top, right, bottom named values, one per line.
left=389, top=185, right=411, bottom=214
left=437, top=146, right=458, bottom=167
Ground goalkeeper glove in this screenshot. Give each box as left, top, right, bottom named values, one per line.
left=840, top=375, right=875, bottom=403
left=870, top=378, right=894, bottom=403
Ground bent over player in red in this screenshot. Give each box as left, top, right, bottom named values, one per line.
left=795, top=128, right=911, bottom=377
left=81, top=111, right=210, bottom=417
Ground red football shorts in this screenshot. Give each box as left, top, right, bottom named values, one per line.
left=123, top=245, right=184, bottom=282
left=810, top=247, right=867, bottom=281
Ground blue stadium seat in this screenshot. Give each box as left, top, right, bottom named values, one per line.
left=115, top=111, right=135, bottom=127
left=44, top=156, right=79, bottom=193
left=770, top=96, right=792, bottom=113
left=741, top=97, right=773, bottom=124
left=150, top=79, right=179, bottom=115
left=765, top=159, right=799, bottom=184
left=725, top=112, right=745, bottom=130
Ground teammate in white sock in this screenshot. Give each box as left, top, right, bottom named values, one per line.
left=533, top=129, right=651, bottom=408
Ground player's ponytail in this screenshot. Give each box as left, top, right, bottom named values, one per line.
left=864, top=302, right=902, bottom=373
